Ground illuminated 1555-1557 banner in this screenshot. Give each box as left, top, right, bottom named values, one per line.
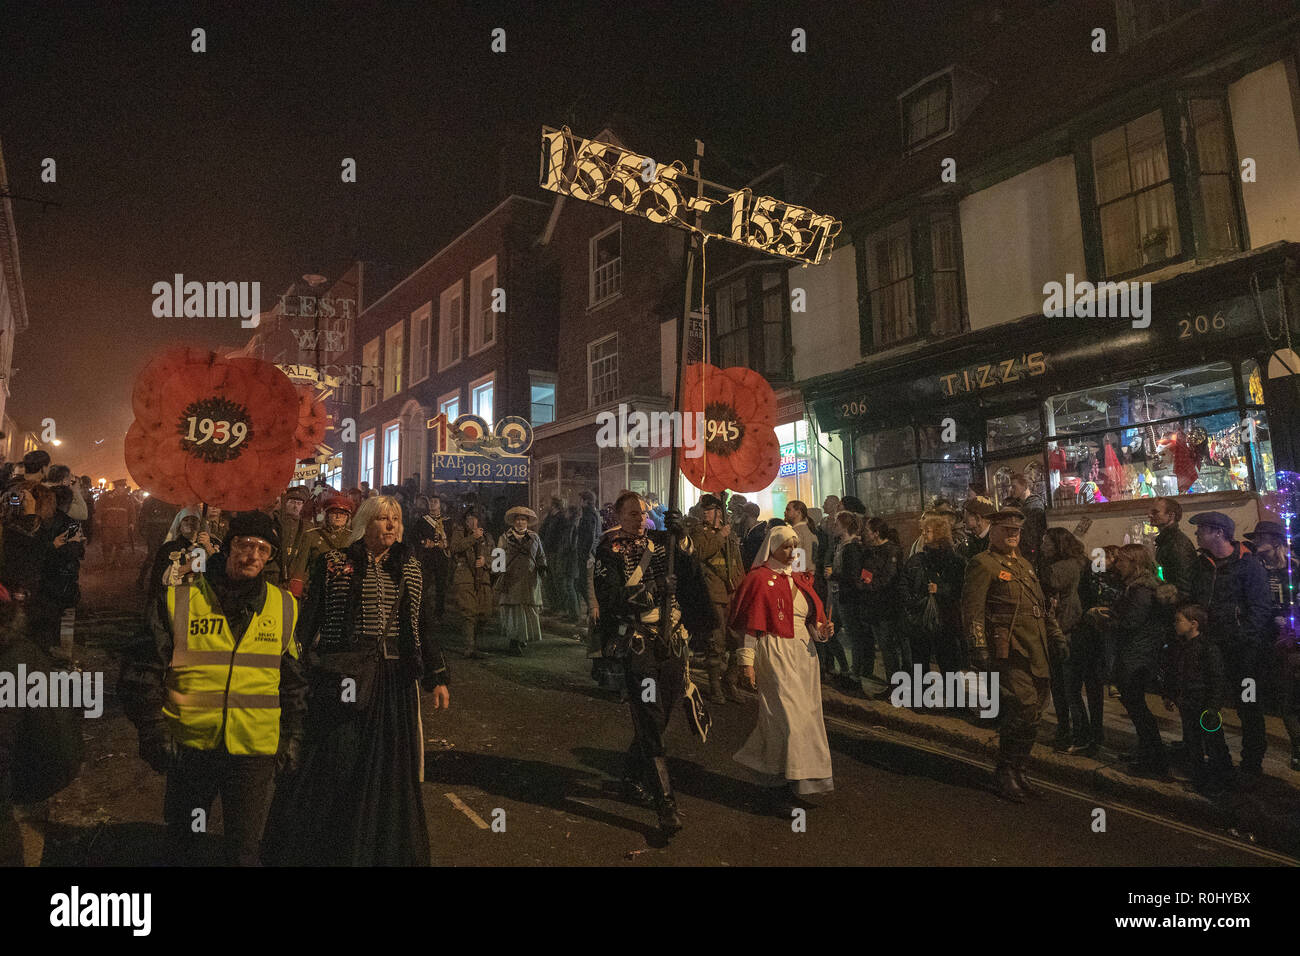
left=540, top=126, right=842, bottom=265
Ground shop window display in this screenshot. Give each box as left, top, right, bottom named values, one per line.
left=1042, top=361, right=1273, bottom=505
left=986, top=408, right=1042, bottom=453
left=858, top=463, right=921, bottom=515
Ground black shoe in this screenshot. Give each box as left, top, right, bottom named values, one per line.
left=1291, top=752, right=1300, bottom=773
left=994, top=764, right=1027, bottom=804
left=1052, top=735, right=1072, bottom=753
left=656, top=798, right=683, bottom=835
left=1012, top=767, right=1044, bottom=798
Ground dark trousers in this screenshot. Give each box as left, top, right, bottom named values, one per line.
left=1065, top=629, right=1106, bottom=747
left=623, top=644, right=686, bottom=785
left=1179, top=709, right=1232, bottom=788
left=997, top=660, right=1050, bottom=767
left=1223, top=644, right=1266, bottom=772
left=1118, top=663, right=1166, bottom=769
left=1048, top=644, right=1071, bottom=741
left=163, top=746, right=276, bottom=866
left=820, top=594, right=852, bottom=674
left=426, top=551, right=450, bottom=618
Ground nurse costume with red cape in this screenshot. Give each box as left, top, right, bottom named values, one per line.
left=728, top=525, right=834, bottom=796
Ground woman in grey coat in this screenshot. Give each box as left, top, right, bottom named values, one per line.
left=496, top=506, right=547, bottom=655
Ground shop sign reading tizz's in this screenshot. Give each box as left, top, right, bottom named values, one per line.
left=540, top=126, right=842, bottom=265
left=938, top=351, right=1047, bottom=397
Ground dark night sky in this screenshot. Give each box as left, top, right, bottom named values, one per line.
left=0, top=0, right=978, bottom=480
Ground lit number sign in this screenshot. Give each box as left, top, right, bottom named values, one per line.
left=540, top=126, right=842, bottom=265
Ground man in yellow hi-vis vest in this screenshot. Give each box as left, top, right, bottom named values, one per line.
left=120, top=511, right=307, bottom=865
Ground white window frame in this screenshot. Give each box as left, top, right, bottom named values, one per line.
left=587, top=333, right=619, bottom=409
left=361, top=337, right=380, bottom=412
left=438, top=281, right=464, bottom=372
left=468, top=255, right=498, bottom=356
left=437, top=388, right=462, bottom=423
left=384, top=321, right=404, bottom=400
left=469, top=372, right=495, bottom=424
left=410, top=302, right=432, bottom=386
left=589, top=223, right=622, bottom=307
left=359, top=429, right=377, bottom=489
left=382, top=420, right=401, bottom=487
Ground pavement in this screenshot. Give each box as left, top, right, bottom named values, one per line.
left=22, top=548, right=1299, bottom=866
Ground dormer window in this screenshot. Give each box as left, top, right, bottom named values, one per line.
left=900, top=70, right=954, bottom=155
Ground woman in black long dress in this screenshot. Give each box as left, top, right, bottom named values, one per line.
left=264, top=495, right=450, bottom=865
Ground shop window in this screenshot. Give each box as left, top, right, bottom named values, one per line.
left=986, top=409, right=1043, bottom=454
left=1091, top=110, right=1180, bottom=276
left=854, top=424, right=914, bottom=470
left=1042, top=361, right=1271, bottom=505
left=988, top=455, right=1048, bottom=511
left=921, top=461, right=974, bottom=507
left=1046, top=362, right=1235, bottom=437
left=858, top=464, right=921, bottom=516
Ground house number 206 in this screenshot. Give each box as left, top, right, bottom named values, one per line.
left=1178, top=311, right=1226, bottom=338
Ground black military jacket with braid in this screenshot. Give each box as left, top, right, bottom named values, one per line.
left=592, top=528, right=718, bottom=653
left=297, top=538, right=449, bottom=687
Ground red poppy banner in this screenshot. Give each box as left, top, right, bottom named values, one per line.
left=679, top=363, right=781, bottom=494
left=125, top=347, right=309, bottom=510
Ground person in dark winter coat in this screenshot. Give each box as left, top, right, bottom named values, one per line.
left=1149, top=497, right=1197, bottom=601
left=1164, top=604, right=1231, bottom=793
left=1189, top=511, right=1272, bottom=777
left=900, top=515, right=966, bottom=675
left=538, top=498, right=567, bottom=610
left=829, top=511, right=872, bottom=681
left=859, top=517, right=906, bottom=682
left=1008, top=474, right=1046, bottom=565
left=263, top=495, right=448, bottom=866
left=1037, top=527, right=1085, bottom=751
left=1107, top=544, right=1168, bottom=776
left=29, top=486, right=87, bottom=652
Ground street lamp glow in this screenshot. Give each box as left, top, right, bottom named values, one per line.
left=51, top=439, right=62, bottom=446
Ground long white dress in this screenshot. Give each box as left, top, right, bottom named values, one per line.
left=734, top=578, right=834, bottom=795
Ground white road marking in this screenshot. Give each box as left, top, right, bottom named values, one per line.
left=444, top=792, right=490, bottom=829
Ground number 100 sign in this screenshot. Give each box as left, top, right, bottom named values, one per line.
left=540, top=126, right=842, bottom=266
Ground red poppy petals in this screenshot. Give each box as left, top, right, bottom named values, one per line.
left=680, top=363, right=779, bottom=496
left=125, top=421, right=198, bottom=505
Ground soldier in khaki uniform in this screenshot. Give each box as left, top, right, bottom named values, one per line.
left=690, top=494, right=745, bottom=704
left=288, top=495, right=354, bottom=598
left=961, top=508, right=1067, bottom=802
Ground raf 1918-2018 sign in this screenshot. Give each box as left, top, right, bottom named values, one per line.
left=540, top=126, right=842, bottom=266
left=429, top=413, right=533, bottom=485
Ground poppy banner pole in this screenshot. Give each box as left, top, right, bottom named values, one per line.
left=661, top=139, right=705, bottom=642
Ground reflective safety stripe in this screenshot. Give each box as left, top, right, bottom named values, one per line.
left=172, top=650, right=283, bottom=668
left=280, top=588, right=294, bottom=654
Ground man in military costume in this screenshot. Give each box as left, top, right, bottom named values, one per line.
left=690, top=493, right=745, bottom=704
left=592, top=491, right=717, bottom=835
left=289, top=494, right=355, bottom=598
left=961, top=508, right=1067, bottom=802
left=266, top=486, right=313, bottom=592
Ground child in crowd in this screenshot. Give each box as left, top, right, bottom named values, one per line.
left=1164, top=604, right=1232, bottom=795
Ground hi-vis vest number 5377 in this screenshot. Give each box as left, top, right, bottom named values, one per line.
left=163, top=577, right=298, bottom=755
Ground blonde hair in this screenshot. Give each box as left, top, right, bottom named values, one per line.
left=350, top=494, right=404, bottom=544
left=920, top=515, right=954, bottom=546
